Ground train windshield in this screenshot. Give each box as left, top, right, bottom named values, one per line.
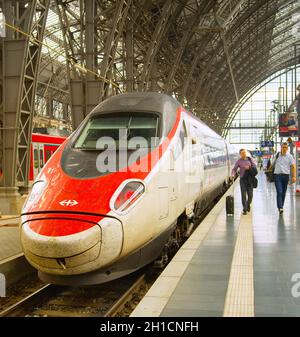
left=74, top=112, right=160, bottom=150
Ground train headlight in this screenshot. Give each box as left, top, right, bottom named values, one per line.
left=110, top=180, right=145, bottom=213
left=23, top=180, right=47, bottom=211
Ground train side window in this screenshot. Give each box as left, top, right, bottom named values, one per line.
left=40, top=149, right=44, bottom=168
left=34, top=149, right=38, bottom=169
left=45, top=150, right=52, bottom=162
left=179, top=121, right=187, bottom=149
left=190, top=124, right=198, bottom=144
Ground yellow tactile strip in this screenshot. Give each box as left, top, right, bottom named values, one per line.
left=223, top=212, right=254, bottom=317
left=130, top=180, right=239, bottom=317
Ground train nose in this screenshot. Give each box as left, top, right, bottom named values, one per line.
left=21, top=216, right=123, bottom=275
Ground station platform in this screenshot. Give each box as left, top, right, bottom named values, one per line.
left=0, top=216, right=35, bottom=286
left=131, top=172, right=300, bottom=317
left=0, top=216, right=22, bottom=262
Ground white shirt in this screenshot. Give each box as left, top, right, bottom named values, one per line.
left=274, top=152, right=295, bottom=174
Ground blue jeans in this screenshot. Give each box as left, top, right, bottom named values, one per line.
left=274, top=174, right=289, bottom=209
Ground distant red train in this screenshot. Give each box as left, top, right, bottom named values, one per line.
left=29, top=133, right=66, bottom=181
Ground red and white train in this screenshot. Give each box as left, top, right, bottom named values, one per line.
left=0, top=133, right=65, bottom=183
left=21, top=93, right=239, bottom=285
left=30, top=133, right=66, bottom=181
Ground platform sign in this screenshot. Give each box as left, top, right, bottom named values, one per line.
left=279, top=112, right=298, bottom=137
left=261, top=140, right=274, bottom=147
left=261, top=149, right=274, bottom=155
left=295, top=142, right=300, bottom=194
left=252, top=150, right=262, bottom=157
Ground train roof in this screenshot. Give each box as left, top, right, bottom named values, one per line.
left=32, top=133, right=66, bottom=144
left=89, top=92, right=225, bottom=140
left=92, top=92, right=181, bottom=114
left=91, top=92, right=181, bottom=137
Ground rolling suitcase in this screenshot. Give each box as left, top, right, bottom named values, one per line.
left=226, top=195, right=234, bottom=215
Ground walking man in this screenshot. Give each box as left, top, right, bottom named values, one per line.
left=232, top=149, right=257, bottom=215
left=272, top=142, right=296, bottom=214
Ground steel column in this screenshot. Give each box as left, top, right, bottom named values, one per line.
left=1, top=0, right=50, bottom=188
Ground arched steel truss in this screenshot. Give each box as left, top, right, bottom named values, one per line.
left=0, top=0, right=300, bottom=188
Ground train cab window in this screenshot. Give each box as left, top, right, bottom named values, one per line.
left=74, top=113, right=160, bottom=150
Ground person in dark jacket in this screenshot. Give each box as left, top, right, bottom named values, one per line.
left=231, top=149, right=257, bottom=215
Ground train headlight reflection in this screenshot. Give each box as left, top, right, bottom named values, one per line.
left=24, top=180, right=47, bottom=210
left=111, top=180, right=145, bottom=213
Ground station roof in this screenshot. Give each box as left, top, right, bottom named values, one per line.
left=37, top=0, right=300, bottom=134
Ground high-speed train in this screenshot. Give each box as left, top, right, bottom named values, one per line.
left=21, top=92, right=239, bottom=285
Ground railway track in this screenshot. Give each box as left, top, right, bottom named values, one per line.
left=0, top=184, right=232, bottom=318
left=0, top=272, right=149, bottom=317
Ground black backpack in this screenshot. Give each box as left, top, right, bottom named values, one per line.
left=247, top=157, right=258, bottom=177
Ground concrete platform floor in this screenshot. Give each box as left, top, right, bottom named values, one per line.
left=0, top=216, right=21, bottom=262
left=131, top=172, right=300, bottom=317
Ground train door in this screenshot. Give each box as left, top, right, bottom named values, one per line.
left=32, top=143, right=45, bottom=180
left=178, top=118, right=191, bottom=207
left=169, top=150, right=178, bottom=201
left=182, top=118, right=193, bottom=179
left=190, top=123, right=204, bottom=196
left=224, top=142, right=233, bottom=183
